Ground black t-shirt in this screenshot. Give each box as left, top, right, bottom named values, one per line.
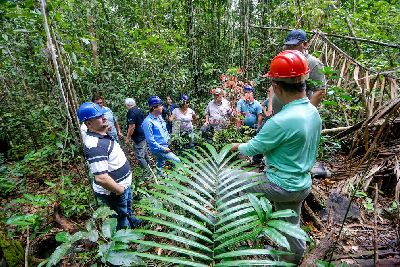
left=126, top=107, right=146, bottom=142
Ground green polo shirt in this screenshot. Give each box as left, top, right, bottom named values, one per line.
left=238, top=97, right=321, bottom=191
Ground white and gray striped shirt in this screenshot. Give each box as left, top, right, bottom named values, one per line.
left=83, top=131, right=132, bottom=195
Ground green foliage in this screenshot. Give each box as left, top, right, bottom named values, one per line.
left=355, top=191, right=374, bottom=213
left=212, top=125, right=255, bottom=150
left=132, top=144, right=305, bottom=266
left=0, top=154, right=17, bottom=198
left=43, top=206, right=144, bottom=267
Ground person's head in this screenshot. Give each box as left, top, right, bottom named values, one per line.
left=166, top=96, right=173, bottom=105
left=266, top=50, right=309, bottom=102
left=148, top=95, right=163, bottom=115
left=179, top=94, right=190, bottom=109
left=77, top=102, right=108, bottom=133
left=92, top=94, right=105, bottom=107
left=213, top=87, right=224, bottom=102
left=124, top=98, right=136, bottom=109
left=243, top=84, right=254, bottom=101
left=284, top=29, right=308, bottom=53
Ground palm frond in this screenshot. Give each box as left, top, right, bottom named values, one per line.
left=135, top=144, right=308, bottom=266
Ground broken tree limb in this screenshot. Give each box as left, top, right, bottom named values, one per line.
left=303, top=202, right=324, bottom=230
left=300, top=231, right=336, bottom=267
left=53, top=203, right=75, bottom=233
left=250, top=25, right=400, bottom=49
left=321, top=126, right=352, bottom=134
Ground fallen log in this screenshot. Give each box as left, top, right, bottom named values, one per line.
left=300, top=231, right=336, bottom=267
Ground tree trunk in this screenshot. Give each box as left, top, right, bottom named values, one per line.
left=243, top=0, right=249, bottom=80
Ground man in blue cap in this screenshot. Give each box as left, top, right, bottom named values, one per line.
left=266, top=29, right=326, bottom=116
left=142, top=96, right=180, bottom=176
left=77, top=102, right=141, bottom=230
left=236, top=84, right=263, bottom=130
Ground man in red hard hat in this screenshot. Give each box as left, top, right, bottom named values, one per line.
left=231, top=50, right=322, bottom=264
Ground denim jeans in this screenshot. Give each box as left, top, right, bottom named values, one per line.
left=133, top=139, right=151, bottom=174
left=154, top=151, right=180, bottom=176
left=95, top=186, right=141, bottom=230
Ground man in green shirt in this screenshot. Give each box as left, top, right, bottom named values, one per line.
left=231, top=50, right=322, bottom=264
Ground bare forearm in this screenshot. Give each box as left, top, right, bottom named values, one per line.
left=126, top=124, right=135, bottom=140
left=95, top=174, right=124, bottom=194
left=310, top=90, right=325, bottom=107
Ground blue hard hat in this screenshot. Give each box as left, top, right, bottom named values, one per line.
left=180, top=94, right=189, bottom=101
left=284, top=29, right=307, bottom=45
left=148, top=95, right=163, bottom=107
left=77, top=102, right=105, bottom=122
left=243, top=85, right=254, bottom=92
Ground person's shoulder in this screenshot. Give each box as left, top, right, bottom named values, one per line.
left=306, top=53, right=323, bottom=67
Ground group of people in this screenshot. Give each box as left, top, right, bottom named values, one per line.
left=77, top=29, right=325, bottom=265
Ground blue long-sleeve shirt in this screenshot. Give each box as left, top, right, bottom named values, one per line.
left=142, top=113, right=169, bottom=154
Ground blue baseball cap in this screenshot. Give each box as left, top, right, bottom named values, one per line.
left=284, top=29, right=307, bottom=45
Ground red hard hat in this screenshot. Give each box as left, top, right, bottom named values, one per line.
left=266, top=50, right=309, bottom=79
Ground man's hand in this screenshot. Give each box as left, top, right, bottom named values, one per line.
left=164, top=147, right=172, bottom=153
left=265, top=109, right=273, bottom=117
left=118, top=131, right=123, bottom=139
left=115, top=185, right=125, bottom=195
left=231, top=143, right=241, bottom=152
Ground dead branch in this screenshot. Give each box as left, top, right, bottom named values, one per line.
left=300, top=231, right=336, bottom=267
left=53, top=203, right=75, bottom=233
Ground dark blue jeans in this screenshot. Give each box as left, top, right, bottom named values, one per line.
left=96, top=186, right=141, bottom=230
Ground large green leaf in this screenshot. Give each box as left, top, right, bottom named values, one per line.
left=105, top=251, right=144, bottom=266
left=93, top=206, right=117, bottom=220
left=102, top=218, right=117, bottom=238
left=269, top=209, right=298, bottom=219
left=248, top=193, right=265, bottom=221
left=46, top=243, right=71, bottom=267
left=262, top=227, right=290, bottom=250
left=112, top=229, right=143, bottom=243
left=267, top=220, right=310, bottom=241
